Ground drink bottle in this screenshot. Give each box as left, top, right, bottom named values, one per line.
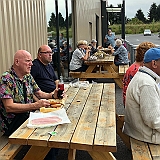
left=57, top=76, right=64, bottom=99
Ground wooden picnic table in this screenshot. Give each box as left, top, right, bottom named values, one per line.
left=70, top=55, right=124, bottom=88
left=9, top=83, right=116, bottom=160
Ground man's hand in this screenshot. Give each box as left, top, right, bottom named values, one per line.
left=50, top=89, right=58, bottom=99
left=36, top=99, right=50, bottom=108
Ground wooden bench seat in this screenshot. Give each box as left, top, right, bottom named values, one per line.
left=118, top=65, right=129, bottom=75
left=116, top=114, right=160, bottom=160
left=69, top=71, right=82, bottom=78
left=116, top=114, right=130, bottom=149
left=130, top=137, right=160, bottom=160
left=0, top=135, right=22, bottom=160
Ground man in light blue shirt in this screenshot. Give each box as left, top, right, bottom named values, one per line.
left=104, top=29, right=116, bottom=47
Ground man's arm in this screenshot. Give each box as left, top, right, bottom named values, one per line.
left=55, top=80, right=59, bottom=90
left=140, top=85, right=160, bottom=132
left=2, top=98, right=50, bottom=113
left=34, top=89, right=58, bottom=100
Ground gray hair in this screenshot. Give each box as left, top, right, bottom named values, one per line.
left=115, top=39, right=122, bottom=46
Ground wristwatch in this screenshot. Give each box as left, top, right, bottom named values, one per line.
left=52, top=94, right=55, bottom=99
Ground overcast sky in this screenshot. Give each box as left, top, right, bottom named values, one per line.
left=45, top=0, right=160, bottom=23
left=109, top=0, right=160, bottom=18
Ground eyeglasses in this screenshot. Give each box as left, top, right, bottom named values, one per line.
left=40, top=51, right=54, bottom=55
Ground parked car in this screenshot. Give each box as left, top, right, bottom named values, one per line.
left=158, top=33, right=160, bottom=38
left=143, top=29, right=151, bottom=36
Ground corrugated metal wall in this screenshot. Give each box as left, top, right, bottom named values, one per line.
left=71, top=0, right=102, bottom=48
left=0, top=0, right=47, bottom=75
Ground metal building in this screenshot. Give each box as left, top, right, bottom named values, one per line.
left=0, top=0, right=47, bottom=75
left=71, top=0, right=106, bottom=48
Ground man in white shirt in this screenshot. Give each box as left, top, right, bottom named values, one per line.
left=123, top=48, right=160, bottom=144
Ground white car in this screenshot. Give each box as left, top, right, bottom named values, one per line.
left=143, top=29, right=151, bottom=36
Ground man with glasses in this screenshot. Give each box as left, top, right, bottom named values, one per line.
left=123, top=48, right=160, bottom=144
left=31, top=45, right=59, bottom=94
left=31, top=45, right=60, bottom=160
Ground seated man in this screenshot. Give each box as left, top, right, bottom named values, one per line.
left=111, top=39, right=129, bottom=66
left=60, top=41, right=68, bottom=61
left=0, top=50, right=57, bottom=136
left=89, top=39, right=102, bottom=56
left=31, top=45, right=59, bottom=93
left=31, top=45, right=60, bottom=160
left=69, top=40, right=90, bottom=72
left=123, top=48, right=160, bottom=144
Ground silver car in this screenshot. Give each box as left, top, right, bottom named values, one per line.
left=143, top=29, right=151, bottom=36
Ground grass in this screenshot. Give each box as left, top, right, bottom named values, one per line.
left=48, top=22, right=160, bottom=39
left=110, top=22, right=160, bottom=35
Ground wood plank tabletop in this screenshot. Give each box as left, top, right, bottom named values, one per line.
left=70, top=83, right=103, bottom=151
left=9, top=83, right=116, bottom=155
left=94, top=83, right=116, bottom=152
left=48, top=85, right=92, bottom=149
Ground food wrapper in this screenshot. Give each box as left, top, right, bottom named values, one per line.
left=27, top=108, right=71, bottom=128
left=69, top=79, right=89, bottom=88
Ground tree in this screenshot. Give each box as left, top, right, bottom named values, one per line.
left=157, top=4, right=160, bottom=21
left=108, top=4, right=115, bottom=25
left=64, top=13, right=72, bottom=28
left=135, top=9, right=146, bottom=23
left=48, top=12, right=56, bottom=28
left=59, top=12, right=65, bottom=28
left=148, top=3, right=158, bottom=22
left=115, top=4, right=122, bottom=24
left=68, top=13, right=72, bottom=27
left=127, top=18, right=143, bottom=25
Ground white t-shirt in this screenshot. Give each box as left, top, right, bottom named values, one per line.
left=69, top=48, right=85, bottom=71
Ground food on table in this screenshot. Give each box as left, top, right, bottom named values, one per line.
left=40, top=107, right=61, bottom=113
left=93, top=50, right=108, bottom=59
left=88, top=55, right=97, bottom=61
left=31, top=116, right=62, bottom=125
left=50, top=103, right=62, bottom=108
left=48, top=99, right=65, bottom=105
left=40, top=97, right=67, bottom=113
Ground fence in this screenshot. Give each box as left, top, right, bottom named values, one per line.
left=125, top=40, right=160, bottom=65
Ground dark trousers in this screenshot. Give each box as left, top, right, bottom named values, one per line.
left=4, top=112, right=59, bottom=160
left=71, top=65, right=95, bottom=83
left=72, top=65, right=88, bottom=72
left=3, top=112, right=29, bottom=136
left=44, top=148, right=59, bottom=160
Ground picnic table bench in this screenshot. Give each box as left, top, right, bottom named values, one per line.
left=69, top=56, right=127, bottom=88
left=0, top=134, right=23, bottom=160
left=130, top=137, right=160, bottom=160
left=118, top=65, right=129, bottom=75
left=116, top=114, right=160, bottom=160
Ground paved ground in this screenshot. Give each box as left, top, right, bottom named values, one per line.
left=15, top=75, right=132, bottom=160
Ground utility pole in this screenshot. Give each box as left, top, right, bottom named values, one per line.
left=121, top=0, right=125, bottom=40
left=65, top=0, right=70, bottom=78
left=55, top=0, right=61, bottom=78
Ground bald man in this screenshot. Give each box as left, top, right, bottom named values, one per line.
left=0, top=50, right=57, bottom=136
left=31, top=45, right=59, bottom=93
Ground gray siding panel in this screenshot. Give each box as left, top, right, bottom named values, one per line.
left=0, top=0, right=47, bottom=75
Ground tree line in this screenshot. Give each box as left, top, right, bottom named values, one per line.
left=47, top=2, right=160, bottom=32
left=48, top=12, right=72, bottom=32
left=109, top=2, right=160, bottom=24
